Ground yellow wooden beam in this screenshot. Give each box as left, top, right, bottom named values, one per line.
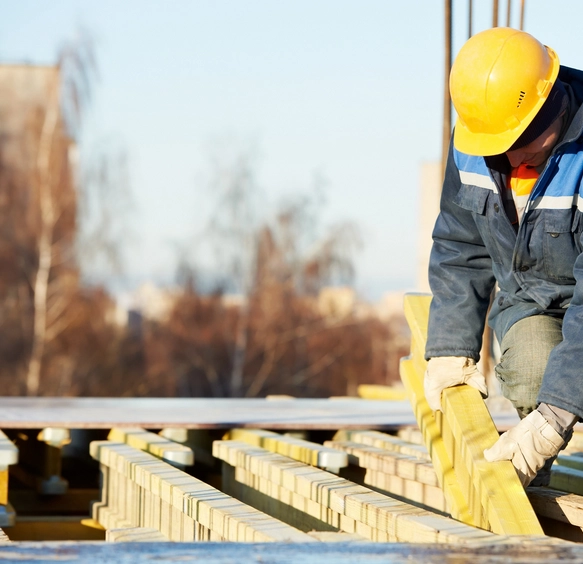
left=442, top=386, right=542, bottom=534
left=332, top=430, right=430, bottom=461
left=108, top=427, right=194, bottom=467
left=226, top=428, right=347, bottom=470
left=400, top=357, right=474, bottom=525
left=400, top=293, right=543, bottom=535
left=357, top=385, right=407, bottom=401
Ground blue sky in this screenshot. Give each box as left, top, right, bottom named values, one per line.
left=1, top=1, right=583, bottom=300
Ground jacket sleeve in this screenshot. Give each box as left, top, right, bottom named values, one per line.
left=538, top=241, right=583, bottom=420
left=425, top=141, right=497, bottom=361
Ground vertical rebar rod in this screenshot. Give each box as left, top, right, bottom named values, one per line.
left=442, top=0, right=453, bottom=180
left=520, top=0, right=525, bottom=29
left=493, top=0, right=499, bottom=27
left=468, top=0, right=473, bottom=38
left=506, top=0, right=512, bottom=26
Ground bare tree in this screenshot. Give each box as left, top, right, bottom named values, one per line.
left=170, top=149, right=366, bottom=398
left=200, top=149, right=261, bottom=397
left=25, top=34, right=97, bottom=395
left=77, top=142, right=133, bottom=279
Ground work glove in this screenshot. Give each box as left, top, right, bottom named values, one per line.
left=424, top=356, right=488, bottom=411
left=483, top=409, right=566, bottom=487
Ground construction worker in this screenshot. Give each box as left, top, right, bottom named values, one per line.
left=423, top=27, right=583, bottom=487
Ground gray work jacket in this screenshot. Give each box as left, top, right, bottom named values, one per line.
left=425, top=66, right=583, bottom=419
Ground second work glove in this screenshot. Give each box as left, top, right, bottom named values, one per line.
left=483, top=409, right=566, bottom=487
left=424, top=356, right=488, bottom=411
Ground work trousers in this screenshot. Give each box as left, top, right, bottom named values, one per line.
left=494, top=314, right=564, bottom=486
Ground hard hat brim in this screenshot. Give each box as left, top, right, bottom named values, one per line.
left=453, top=118, right=530, bottom=156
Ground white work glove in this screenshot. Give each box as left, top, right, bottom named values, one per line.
left=424, top=356, right=488, bottom=411
left=483, top=409, right=566, bottom=487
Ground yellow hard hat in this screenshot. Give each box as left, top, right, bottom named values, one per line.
left=450, top=27, right=560, bottom=156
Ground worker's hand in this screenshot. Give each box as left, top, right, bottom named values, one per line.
left=424, top=356, right=487, bottom=411
left=483, top=409, right=566, bottom=487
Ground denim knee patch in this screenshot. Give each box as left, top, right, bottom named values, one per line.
left=495, top=314, right=563, bottom=415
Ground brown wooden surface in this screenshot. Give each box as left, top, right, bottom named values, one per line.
left=0, top=397, right=521, bottom=430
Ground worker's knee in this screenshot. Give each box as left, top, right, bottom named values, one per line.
left=494, top=315, right=563, bottom=417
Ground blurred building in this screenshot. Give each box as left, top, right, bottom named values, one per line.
left=0, top=63, right=77, bottom=264
left=317, top=286, right=355, bottom=319
left=113, top=282, right=179, bottom=326
left=0, top=64, right=62, bottom=161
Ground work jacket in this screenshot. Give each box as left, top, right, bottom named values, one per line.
left=425, top=66, right=583, bottom=419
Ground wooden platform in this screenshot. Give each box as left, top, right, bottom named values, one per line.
left=0, top=408, right=579, bottom=558
left=0, top=295, right=581, bottom=558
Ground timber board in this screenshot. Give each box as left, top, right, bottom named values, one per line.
left=0, top=541, right=579, bottom=562
left=0, top=397, right=522, bottom=430
left=0, top=398, right=417, bottom=429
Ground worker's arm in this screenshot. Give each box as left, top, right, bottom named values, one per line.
left=537, top=243, right=583, bottom=421
left=425, top=140, right=497, bottom=363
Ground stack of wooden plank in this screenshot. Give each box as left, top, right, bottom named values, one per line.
left=325, top=430, right=446, bottom=513
left=214, top=429, right=572, bottom=545
left=89, top=429, right=317, bottom=542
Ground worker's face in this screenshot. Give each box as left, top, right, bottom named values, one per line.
left=505, top=113, right=565, bottom=168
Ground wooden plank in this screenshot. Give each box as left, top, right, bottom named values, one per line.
left=0, top=541, right=579, bottom=561
left=227, top=428, right=347, bottom=469
left=400, top=293, right=543, bottom=536
left=528, top=488, right=583, bottom=527
left=0, top=397, right=520, bottom=430
left=213, top=439, right=502, bottom=545
left=549, top=466, right=583, bottom=495
left=556, top=454, right=583, bottom=471
left=357, top=385, right=407, bottom=401
left=0, top=398, right=416, bottom=429
left=108, top=428, right=194, bottom=467
left=333, top=430, right=430, bottom=461
left=397, top=427, right=424, bottom=446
